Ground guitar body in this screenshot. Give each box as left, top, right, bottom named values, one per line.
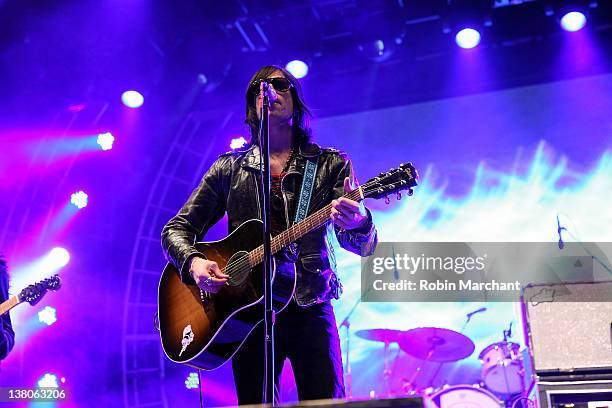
left=158, top=219, right=297, bottom=370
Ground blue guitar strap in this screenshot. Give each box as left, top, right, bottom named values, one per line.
left=293, top=157, right=318, bottom=223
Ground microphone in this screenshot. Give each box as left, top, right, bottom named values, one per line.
left=503, top=321, right=513, bottom=341
left=466, top=307, right=487, bottom=320
left=260, top=81, right=278, bottom=103
left=557, top=214, right=566, bottom=249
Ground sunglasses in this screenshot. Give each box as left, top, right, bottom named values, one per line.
left=249, top=77, right=293, bottom=95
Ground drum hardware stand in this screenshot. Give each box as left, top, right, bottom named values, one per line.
left=502, top=322, right=519, bottom=400
left=382, top=340, right=394, bottom=397
left=338, top=294, right=363, bottom=399
left=426, top=308, right=483, bottom=387
left=404, top=336, right=445, bottom=392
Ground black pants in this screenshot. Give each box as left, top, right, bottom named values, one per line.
left=231, top=300, right=345, bottom=405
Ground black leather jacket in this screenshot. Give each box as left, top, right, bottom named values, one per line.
left=161, top=142, right=378, bottom=306
left=0, top=266, right=15, bottom=360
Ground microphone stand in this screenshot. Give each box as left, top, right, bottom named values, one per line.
left=557, top=215, right=612, bottom=276
left=258, top=82, right=275, bottom=405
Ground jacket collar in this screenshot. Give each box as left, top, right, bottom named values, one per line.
left=241, top=142, right=321, bottom=172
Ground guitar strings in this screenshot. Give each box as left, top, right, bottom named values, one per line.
left=220, top=183, right=374, bottom=278
left=220, top=170, right=410, bottom=278
left=219, top=179, right=387, bottom=278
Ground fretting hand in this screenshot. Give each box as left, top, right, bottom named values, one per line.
left=330, top=177, right=368, bottom=230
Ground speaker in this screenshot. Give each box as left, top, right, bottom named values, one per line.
left=525, top=378, right=612, bottom=408
left=521, top=280, right=612, bottom=379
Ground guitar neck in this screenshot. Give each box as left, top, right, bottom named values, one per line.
left=0, top=295, right=20, bottom=316
left=247, top=188, right=363, bottom=267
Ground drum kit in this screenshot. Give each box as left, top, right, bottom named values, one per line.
left=354, top=326, right=526, bottom=408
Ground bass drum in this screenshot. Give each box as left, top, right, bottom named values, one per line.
left=424, top=385, right=503, bottom=408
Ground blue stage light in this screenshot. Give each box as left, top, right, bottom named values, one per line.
left=97, top=132, right=115, bottom=151
left=48, top=247, right=70, bottom=268
left=285, top=60, right=309, bottom=79
left=230, top=136, right=247, bottom=150
left=70, top=191, right=88, bottom=209
left=38, top=306, right=57, bottom=326
left=185, top=372, right=199, bottom=389
left=455, top=28, right=481, bottom=49
left=560, top=11, right=586, bottom=32
left=121, top=90, right=144, bottom=108
left=38, top=373, right=59, bottom=388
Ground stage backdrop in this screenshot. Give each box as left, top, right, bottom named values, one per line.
left=1, top=72, right=610, bottom=407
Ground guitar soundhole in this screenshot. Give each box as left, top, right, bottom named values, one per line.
left=225, top=251, right=251, bottom=287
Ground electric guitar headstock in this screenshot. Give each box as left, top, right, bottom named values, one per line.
left=17, top=274, right=62, bottom=306
left=360, top=162, right=418, bottom=203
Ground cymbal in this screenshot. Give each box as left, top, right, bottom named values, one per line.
left=355, top=329, right=405, bottom=343
left=397, top=327, right=475, bottom=362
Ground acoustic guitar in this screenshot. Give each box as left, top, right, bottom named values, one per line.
left=158, top=162, right=418, bottom=370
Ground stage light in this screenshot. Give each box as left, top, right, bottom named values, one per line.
left=38, top=306, right=57, bottom=326
left=560, top=11, right=586, bottom=32
left=286, top=60, right=309, bottom=79
left=97, top=132, right=115, bottom=151
left=70, top=191, right=88, bottom=209
left=374, top=40, right=385, bottom=56
left=48, top=247, right=70, bottom=268
left=230, top=136, right=247, bottom=150
left=455, top=28, right=481, bottom=49
left=38, top=373, right=59, bottom=388
left=121, top=90, right=144, bottom=108
left=185, top=372, right=199, bottom=389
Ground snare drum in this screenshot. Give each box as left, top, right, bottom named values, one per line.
left=479, top=342, right=523, bottom=395
left=424, top=385, right=502, bottom=408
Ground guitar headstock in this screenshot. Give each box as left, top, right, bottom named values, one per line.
left=361, top=162, right=418, bottom=202
left=18, top=274, right=62, bottom=306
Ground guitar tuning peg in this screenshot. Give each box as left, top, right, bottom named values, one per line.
left=396, top=192, right=402, bottom=200
left=408, top=188, right=414, bottom=196
left=385, top=195, right=390, bottom=205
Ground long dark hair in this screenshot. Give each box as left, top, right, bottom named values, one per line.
left=244, top=65, right=312, bottom=147
left=0, top=256, right=9, bottom=291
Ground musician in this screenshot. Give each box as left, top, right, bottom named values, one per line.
left=0, top=256, right=15, bottom=361
left=162, top=65, right=377, bottom=404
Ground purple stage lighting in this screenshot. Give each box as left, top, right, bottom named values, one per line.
left=560, top=11, right=586, bottom=32
left=285, top=60, right=309, bottom=79
left=455, top=28, right=481, bottom=49
left=97, top=132, right=115, bottom=151
left=70, top=191, right=88, bottom=209
left=38, top=306, right=57, bottom=326
left=230, top=136, right=247, bottom=150
left=185, top=372, right=200, bottom=389
left=121, top=90, right=144, bottom=108
left=48, top=247, right=70, bottom=268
